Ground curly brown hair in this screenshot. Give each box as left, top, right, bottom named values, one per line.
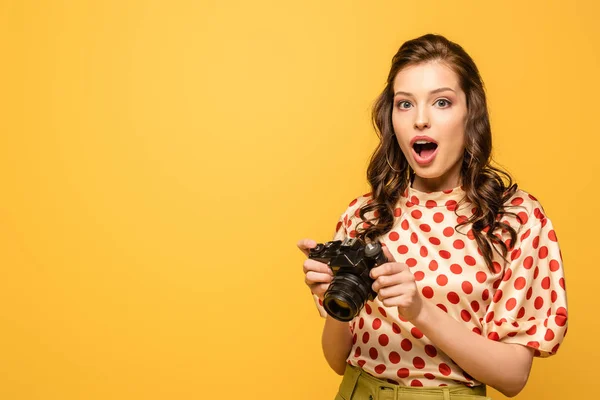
left=357, top=33, right=520, bottom=272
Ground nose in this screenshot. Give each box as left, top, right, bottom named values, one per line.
left=414, top=108, right=430, bottom=130
left=414, top=118, right=430, bottom=130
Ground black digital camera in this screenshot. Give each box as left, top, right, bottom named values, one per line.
left=309, top=237, right=387, bottom=322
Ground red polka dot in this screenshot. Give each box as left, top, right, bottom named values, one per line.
left=398, top=245, right=409, bottom=254
left=436, top=274, right=448, bottom=286
left=335, top=221, right=342, bottom=232
left=523, top=256, right=534, bottom=270
left=437, top=303, right=448, bottom=312
left=389, top=231, right=400, bottom=241
left=534, top=208, right=544, bottom=219
left=526, top=287, right=533, bottom=300
left=413, top=357, right=425, bottom=369
left=425, top=345, right=437, bottom=357
left=559, top=277, right=565, bottom=289
left=401, top=219, right=409, bottom=230
left=420, top=224, right=431, bottom=232
left=493, top=289, right=503, bottom=303
left=365, top=304, right=372, bottom=314
left=471, top=301, right=480, bottom=312
left=439, top=363, right=452, bottom=376
left=439, top=250, right=451, bottom=259
left=511, top=197, right=524, bottom=206
left=517, top=307, right=526, bottom=319
left=411, top=210, right=422, bottom=219
left=424, top=373, right=435, bottom=380
left=392, top=322, right=401, bottom=334
left=414, top=271, right=425, bottom=281
left=433, top=212, right=444, bottom=223
left=545, top=329, right=555, bottom=341
left=411, top=232, right=418, bottom=244
left=482, top=289, right=489, bottom=301
left=461, top=310, right=472, bottom=322
left=401, top=339, right=412, bottom=351
left=450, top=264, right=463, bottom=274
left=373, top=318, right=382, bottom=330
left=476, top=271, right=487, bottom=283
left=447, top=292, right=460, bottom=304
left=492, top=262, right=502, bottom=274
left=506, top=298, right=517, bottom=311
left=411, top=327, right=424, bottom=339
left=374, top=364, right=386, bottom=374
left=534, top=297, right=544, bottom=309
left=420, top=246, right=428, bottom=257
left=354, top=347, right=361, bottom=357
left=362, top=332, right=370, bottom=343
left=357, top=359, right=366, bottom=367
left=551, top=290, right=558, bottom=303
left=533, top=236, right=540, bottom=249
left=488, top=332, right=500, bottom=341
left=411, top=380, right=423, bottom=387
left=485, top=311, right=495, bottom=323
left=503, top=268, right=513, bottom=282
left=349, top=199, right=358, bottom=207
left=526, top=325, right=537, bottom=335
left=464, top=256, right=476, bottom=266
left=429, top=260, right=438, bottom=271
left=394, top=208, right=402, bottom=217
left=443, top=227, right=454, bottom=237
left=389, top=351, right=401, bottom=364
left=406, top=258, right=417, bottom=267
left=378, top=307, right=387, bottom=317
left=467, top=229, right=475, bottom=240
left=527, top=341, right=540, bottom=349
left=541, top=277, right=551, bottom=290
left=539, top=246, right=549, bottom=259
left=370, top=347, right=378, bottom=359
left=457, top=215, right=468, bottom=224
left=446, top=200, right=458, bottom=211
left=462, top=281, right=473, bottom=294
left=453, top=239, right=465, bottom=249
left=422, top=199, right=436, bottom=209
left=352, top=334, right=357, bottom=344
left=549, top=259, right=560, bottom=272
left=349, top=230, right=357, bottom=238
left=422, top=286, right=434, bottom=298
left=548, top=230, right=557, bottom=242
left=514, top=277, right=526, bottom=290
left=517, top=212, right=529, bottom=225
left=429, top=237, right=441, bottom=245
left=397, top=368, right=410, bottom=378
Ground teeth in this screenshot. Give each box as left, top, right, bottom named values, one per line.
left=415, top=140, right=430, bottom=145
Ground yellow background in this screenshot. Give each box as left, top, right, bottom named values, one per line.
left=0, top=0, right=597, bottom=399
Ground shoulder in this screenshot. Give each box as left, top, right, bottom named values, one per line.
left=502, top=188, right=551, bottom=231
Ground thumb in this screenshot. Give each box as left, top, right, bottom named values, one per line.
left=381, top=243, right=396, bottom=262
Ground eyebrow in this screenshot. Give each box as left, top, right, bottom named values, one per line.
left=394, top=87, right=456, bottom=97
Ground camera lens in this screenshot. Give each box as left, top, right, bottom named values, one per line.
left=323, top=273, right=372, bottom=322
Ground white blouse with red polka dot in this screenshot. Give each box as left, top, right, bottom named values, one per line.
left=313, top=184, right=568, bottom=387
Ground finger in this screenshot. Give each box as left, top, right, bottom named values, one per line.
left=377, top=282, right=412, bottom=300
left=372, top=272, right=403, bottom=292
left=297, top=238, right=317, bottom=256
left=303, top=259, right=332, bottom=275
left=309, top=283, right=329, bottom=297
left=381, top=243, right=396, bottom=262
left=305, top=271, right=333, bottom=286
left=370, top=262, right=406, bottom=279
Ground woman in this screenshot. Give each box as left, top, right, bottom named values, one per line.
left=297, top=34, right=567, bottom=399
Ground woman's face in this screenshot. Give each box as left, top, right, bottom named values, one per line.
left=391, top=61, right=468, bottom=192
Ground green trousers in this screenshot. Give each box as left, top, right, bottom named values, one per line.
left=335, top=364, right=492, bottom=400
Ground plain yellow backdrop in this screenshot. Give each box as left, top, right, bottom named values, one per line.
left=0, top=0, right=597, bottom=399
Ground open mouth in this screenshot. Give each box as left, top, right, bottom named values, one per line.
left=413, top=141, right=438, bottom=158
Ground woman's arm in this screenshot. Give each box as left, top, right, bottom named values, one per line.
left=321, top=316, right=353, bottom=375
left=413, top=300, right=534, bottom=397
left=371, top=248, right=535, bottom=397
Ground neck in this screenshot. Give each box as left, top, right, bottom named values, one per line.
left=411, top=170, right=462, bottom=192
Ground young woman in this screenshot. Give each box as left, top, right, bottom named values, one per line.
left=298, top=34, right=567, bottom=400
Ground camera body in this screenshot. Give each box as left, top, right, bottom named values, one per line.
left=309, top=237, right=388, bottom=321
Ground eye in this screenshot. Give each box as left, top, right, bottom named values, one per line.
left=396, top=101, right=412, bottom=110
left=435, top=99, right=452, bottom=108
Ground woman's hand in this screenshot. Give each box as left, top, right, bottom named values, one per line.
left=370, top=245, right=424, bottom=321
left=297, top=238, right=333, bottom=301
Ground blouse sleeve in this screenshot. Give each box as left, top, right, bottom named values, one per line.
left=481, top=213, right=568, bottom=357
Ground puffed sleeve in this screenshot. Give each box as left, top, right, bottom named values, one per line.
left=481, top=213, right=568, bottom=357
left=311, top=194, right=371, bottom=318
